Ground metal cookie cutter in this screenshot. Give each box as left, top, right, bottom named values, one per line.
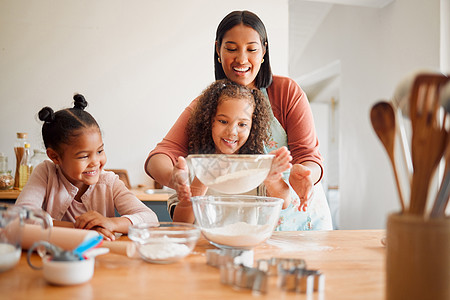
left=257, top=257, right=306, bottom=276
left=277, top=264, right=325, bottom=294
left=205, top=249, right=267, bottom=293
left=219, top=262, right=268, bottom=294
left=206, top=249, right=254, bottom=268
left=276, top=259, right=304, bottom=292
left=257, top=257, right=324, bottom=294
left=296, top=269, right=325, bottom=294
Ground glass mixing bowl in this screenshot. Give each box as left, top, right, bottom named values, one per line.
left=186, top=154, right=274, bottom=194
left=128, top=222, right=200, bottom=264
left=191, top=195, right=283, bottom=250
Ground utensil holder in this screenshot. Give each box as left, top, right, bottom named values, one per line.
left=386, top=213, right=450, bottom=300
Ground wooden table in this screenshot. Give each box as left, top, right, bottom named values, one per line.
left=0, top=230, right=386, bottom=299
left=0, top=189, right=20, bottom=200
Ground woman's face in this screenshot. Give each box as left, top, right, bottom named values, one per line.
left=217, top=24, right=266, bottom=89
left=212, top=96, right=253, bottom=154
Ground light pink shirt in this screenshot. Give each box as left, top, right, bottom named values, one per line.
left=16, top=160, right=158, bottom=225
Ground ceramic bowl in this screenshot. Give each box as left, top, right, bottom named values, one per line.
left=186, top=154, right=274, bottom=194
left=42, top=256, right=95, bottom=285
left=191, top=195, right=283, bottom=250
left=128, top=222, right=200, bottom=264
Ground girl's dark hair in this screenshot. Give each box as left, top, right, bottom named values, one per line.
left=187, top=79, right=272, bottom=154
left=38, top=94, right=100, bottom=152
left=214, top=10, right=273, bottom=88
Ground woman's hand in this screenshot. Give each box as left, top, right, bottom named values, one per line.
left=266, top=146, right=292, bottom=182
left=170, top=156, right=191, bottom=202
left=171, top=156, right=207, bottom=223
left=289, top=164, right=313, bottom=211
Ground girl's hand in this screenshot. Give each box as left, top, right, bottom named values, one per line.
left=289, top=164, right=313, bottom=211
left=91, top=226, right=115, bottom=241
left=75, top=211, right=116, bottom=241
left=266, top=147, right=292, bottom=182
left=170, top=156, right=191, bottom=202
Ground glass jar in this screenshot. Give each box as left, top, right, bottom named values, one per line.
left=0, top=153, right=13, bottom=190
left=0, top=171, right=14, bottom=190
left=0, top=152, right=8, bottom=173
left=19, top=143, right=32, bottom=190
left=31, top=149, right=48, bottom=173
left=14, top=132, right=28, bottom=188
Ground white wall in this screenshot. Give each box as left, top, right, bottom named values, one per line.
left=290, top=0, right=441, bottom=229
left=0, top=0, right=288, bottom=186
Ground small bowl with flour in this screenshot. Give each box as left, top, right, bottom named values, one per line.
left=186, top=154, right=274, bottom=194
left=191, top=195, right=283, bottom=250
left=128, top=222, right=200, bottom=264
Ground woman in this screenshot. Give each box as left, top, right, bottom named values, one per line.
left=145, top=10, right=332, bottom=230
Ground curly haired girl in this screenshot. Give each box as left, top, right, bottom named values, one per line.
left=169, top=79, right=293, bottom=223
left=187, top=79, right=271, bottom=154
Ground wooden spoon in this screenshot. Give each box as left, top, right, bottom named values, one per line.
left=370, top=101, right=406, bottom=212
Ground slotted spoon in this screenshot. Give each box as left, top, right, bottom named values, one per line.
left=408, top=73, right=449, bottom=215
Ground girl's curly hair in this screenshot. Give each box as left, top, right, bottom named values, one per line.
left=187, top=79, right=272, bottom=154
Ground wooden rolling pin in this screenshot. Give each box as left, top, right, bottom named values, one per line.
left=22, top=224, right=99, bottom=250
left=22, top=224, right=137, bottom=258
left=102, top=241, right=137, bottom=258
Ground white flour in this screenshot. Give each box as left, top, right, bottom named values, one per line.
left=202, top=222, right=272, bottom=248
left=138, top=236, right=191, bottom=261
left=206, top=169, right=269, bottom=194
left=0, top=243, right=21, bottom=271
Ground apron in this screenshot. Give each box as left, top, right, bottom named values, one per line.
left=260, top=88, right=333, bottom=231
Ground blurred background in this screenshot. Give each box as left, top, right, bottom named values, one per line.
left=1, top=0, right=447, bottom=229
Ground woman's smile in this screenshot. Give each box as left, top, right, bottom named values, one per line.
left=217, top=24, right=265, bottom=88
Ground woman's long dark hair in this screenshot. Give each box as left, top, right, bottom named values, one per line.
left=214, top=10, right=273, bottom=89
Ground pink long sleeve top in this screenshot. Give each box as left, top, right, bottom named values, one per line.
left=16, top=160, right=158, bottom=225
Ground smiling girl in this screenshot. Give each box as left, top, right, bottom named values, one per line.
left=16, top=94, right=158, bottom=240
left=169, top=79, right=293, bottom=224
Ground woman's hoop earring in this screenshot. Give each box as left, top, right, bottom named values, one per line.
left=218, top=57, right=222, bottom=64
left=261, top=58, right=264, bottom=63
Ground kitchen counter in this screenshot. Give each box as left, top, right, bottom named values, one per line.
left=0, top=229, right=386, bottom=299
left=0, top=188, right=170, bottom=202
left=0, top=188, right=172, bottom=221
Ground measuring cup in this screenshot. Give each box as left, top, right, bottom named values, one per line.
left=0, top=206, right=52, bottom=272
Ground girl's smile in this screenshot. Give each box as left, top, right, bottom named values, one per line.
left=212, top=96, right=254, bottom=154
left=48, top=127, right=106, bottom=190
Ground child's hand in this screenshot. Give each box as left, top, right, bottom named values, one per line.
left=289, top=164, right=313, bottom=212
left=75, top=211, right=116, bottom=241
left=266, top=146, right=292, bottom=182
left=91, top=226, right=116, bottom=241
left=170, top=156, right=191, bottom=202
